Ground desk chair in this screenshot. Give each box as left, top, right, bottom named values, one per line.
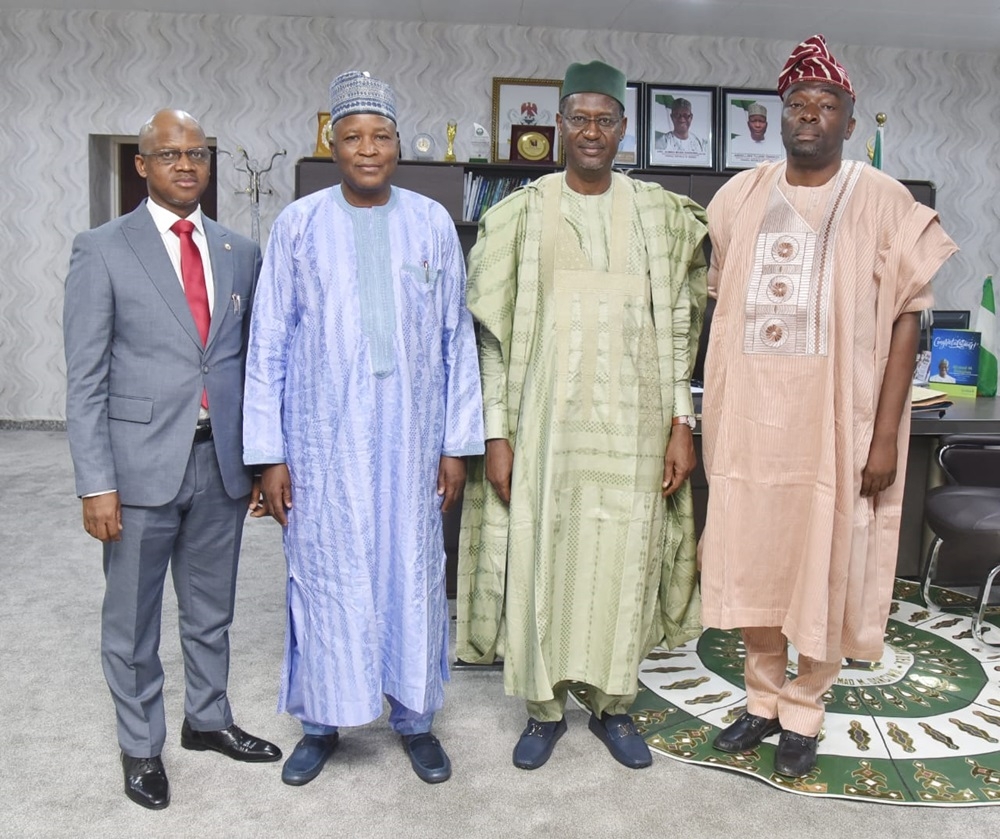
left=920, top=434, right=1000, bottom=646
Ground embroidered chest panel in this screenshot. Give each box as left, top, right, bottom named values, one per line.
left=742, top=162, right=862, bottom=357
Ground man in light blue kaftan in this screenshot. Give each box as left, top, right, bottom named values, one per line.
left=243, top=70, right=484, bottom=786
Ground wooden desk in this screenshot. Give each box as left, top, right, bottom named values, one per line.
left=909, top=396, right=1000, bottom=434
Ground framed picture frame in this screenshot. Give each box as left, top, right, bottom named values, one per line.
left=314, top=112, right=332, bottom=158
left=491, top=77, right=563, bottom=163
left=722, top=88, right=785, bottom=171
left=613, top=81, right=643, bottom=169
left=644, top=84, right=716, bottom=169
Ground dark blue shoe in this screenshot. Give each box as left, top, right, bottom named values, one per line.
left=588, top=712, right=652, bottom=769
left=512, top=717, right=567, bottom=769
left=281, top=733, right=340, bottom=786
left=402, top=732, right=452, bottom=784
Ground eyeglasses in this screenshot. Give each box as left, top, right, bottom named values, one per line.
left=140, top=147, right=212, bottom=165
left=561, top=114, right=622, bottom=132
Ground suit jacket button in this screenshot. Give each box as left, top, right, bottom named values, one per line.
left=203, top=366, right=209, bottom=373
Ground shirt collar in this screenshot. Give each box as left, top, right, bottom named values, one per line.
left=145, top=199, right=205, bottom=237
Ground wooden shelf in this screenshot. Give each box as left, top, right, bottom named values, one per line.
left=295, top=158, right=936, bottom=255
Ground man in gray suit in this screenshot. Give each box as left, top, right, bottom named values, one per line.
left=63, top=109, right=281, bottom=810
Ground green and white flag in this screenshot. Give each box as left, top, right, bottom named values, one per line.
left=871, top=122, right=883, bottom=171
left=976, top=275, right=997, bottom=397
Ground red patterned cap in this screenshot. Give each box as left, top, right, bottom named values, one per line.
left=778, top=34, right=855, bottom=101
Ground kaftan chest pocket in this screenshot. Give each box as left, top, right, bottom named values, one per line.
left=399, top=262, right=442, bottom=342
left=400, top=262, right=441, bottom=292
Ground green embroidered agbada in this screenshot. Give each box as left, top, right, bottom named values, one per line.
left=458, top=171, right=707, bottom=703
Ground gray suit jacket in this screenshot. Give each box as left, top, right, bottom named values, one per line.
left=64, top=201, right=262, bottom=506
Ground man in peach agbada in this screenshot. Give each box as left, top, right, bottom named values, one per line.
left=699, top=35, right=957, bottom=778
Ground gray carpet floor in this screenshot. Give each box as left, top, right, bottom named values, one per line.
left=1, top=428, right=995, bottom=838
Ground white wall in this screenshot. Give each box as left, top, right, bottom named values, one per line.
left=1, top=9, right=996, bottom=420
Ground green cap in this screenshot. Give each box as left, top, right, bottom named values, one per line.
left=561, top=60, right=627, bottom=108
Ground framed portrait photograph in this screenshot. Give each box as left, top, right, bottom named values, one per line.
left=645, top=84, right=716, bottom=169
left=722, top=88, right=785, bottom=170
left=613, top=81, right=643, bottom=169
left=491, top=77, right=563, bottom=163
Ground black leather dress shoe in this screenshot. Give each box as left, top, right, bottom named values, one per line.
left=712, top=712, right=782, bottom=753
left=773, top=730, right=819, bottom=777
left=121, top=752, right=169, bottom=810
left=402, top=733, right=452, bottom=784
left=180, top=719, right=282, bottom=762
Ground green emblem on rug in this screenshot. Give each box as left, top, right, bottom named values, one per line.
left=571, top=580, right=1000, bottom=806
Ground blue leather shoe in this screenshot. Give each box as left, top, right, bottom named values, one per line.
left=588, top=712, right=652, bottom=769
left=512, top=717, right=567, bottom=769
left=281, top=733, right=340, bottom=786
left=402, top=732, right=452, bottom=784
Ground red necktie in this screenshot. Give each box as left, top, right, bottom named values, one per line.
left=171, top=219, right=210, bottom=408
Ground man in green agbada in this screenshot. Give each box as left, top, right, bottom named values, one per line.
left=458, top=60, right=707, bottom=770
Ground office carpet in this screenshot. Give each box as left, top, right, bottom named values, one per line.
left=592, top=580, right=1000, bottom=806
left=8, top=430, right=1000, bottom=836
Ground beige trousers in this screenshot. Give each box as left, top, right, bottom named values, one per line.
left=742, top=627, right=841, bottom=737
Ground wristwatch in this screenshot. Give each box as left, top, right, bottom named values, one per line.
left=672, top=415, right=697, bottom=430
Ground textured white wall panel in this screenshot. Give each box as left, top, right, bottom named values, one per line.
left=1, top=9, right=995, bottom=419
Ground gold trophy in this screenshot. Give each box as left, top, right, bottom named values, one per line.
left=444, top=119, right=457, bottom=162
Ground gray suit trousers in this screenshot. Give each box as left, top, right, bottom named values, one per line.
left=101, top=437, right=246, bottom=757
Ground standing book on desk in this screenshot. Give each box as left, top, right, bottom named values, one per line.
left=927, top=328, right=981, bottom=398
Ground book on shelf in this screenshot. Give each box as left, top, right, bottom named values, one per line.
left=461, top=172, right=535, bottom=222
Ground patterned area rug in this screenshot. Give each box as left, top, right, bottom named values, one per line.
left=616, top=580, right=1000, bottom=805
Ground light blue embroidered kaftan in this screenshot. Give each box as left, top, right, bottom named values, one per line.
left=244, top=186, right=484, bottom=726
